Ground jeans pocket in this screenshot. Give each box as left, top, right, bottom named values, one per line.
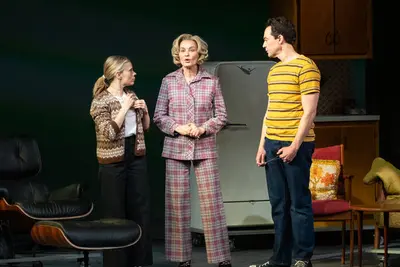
left=281, top=141, right=291, bottom=147
left=307, top=142, right=315, bottom=156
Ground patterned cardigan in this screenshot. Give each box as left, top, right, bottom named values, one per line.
left=90, top=89, right=146, bottom=164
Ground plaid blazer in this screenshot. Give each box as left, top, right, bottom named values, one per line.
left=153, top=67, right=227, bottom=160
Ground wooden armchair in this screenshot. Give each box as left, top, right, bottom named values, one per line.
left=311, top=144, right=354, bottom=264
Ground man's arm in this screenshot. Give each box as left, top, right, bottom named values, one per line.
left=291, top=61, right=321, bottom=150
left=256, top=99, right=270, bottom=166
left=258, top=99, right=270, bottom=150
left=291, top=93, right=319, bottom=150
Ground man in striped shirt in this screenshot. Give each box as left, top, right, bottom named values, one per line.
left=252, top=17, right=321, bottom=267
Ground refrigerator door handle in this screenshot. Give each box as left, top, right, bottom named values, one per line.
left=223, top=122, right=248, bottom=129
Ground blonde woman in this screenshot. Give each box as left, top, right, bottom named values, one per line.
left=90, top=55, right=152, bottom=267
left=153, top=34, right=232, bottom=267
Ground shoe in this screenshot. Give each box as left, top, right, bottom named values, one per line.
left=178, top=261, right=191, bottom=267
left=218, top=260, right=232, bottom=267
left=249, top=261, right=287, bottom=267
left=294, top=260, right=312, bottom=267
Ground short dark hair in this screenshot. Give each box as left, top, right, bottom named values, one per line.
left=266, top=16, right=296, bottom=45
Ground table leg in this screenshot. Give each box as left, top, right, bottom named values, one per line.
left=357, top=211, right=364, bottom=267
left=383, top=212, right=389, bottom=267
left=350, top=210, right=355, bottom=267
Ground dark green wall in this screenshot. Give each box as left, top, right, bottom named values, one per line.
left=2, top=0, right=389, bottom=240
left=1, top=0, right=271, bottom=238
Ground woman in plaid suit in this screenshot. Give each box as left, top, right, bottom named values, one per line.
left=153, top=34, right=232, bottom=267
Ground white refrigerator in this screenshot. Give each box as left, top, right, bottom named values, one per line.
left=190, top=61, right=277, bottom=248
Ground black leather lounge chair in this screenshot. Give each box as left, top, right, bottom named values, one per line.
left=0, top=136, right=142, bottom=267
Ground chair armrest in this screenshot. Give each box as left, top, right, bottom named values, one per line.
left=0, top=187, right=9, bottom=199
left=0, top=182, right=48, bottom=203
left=375, top=180, right=387, bottom=202
left=48, top=183, right=87, bottom=201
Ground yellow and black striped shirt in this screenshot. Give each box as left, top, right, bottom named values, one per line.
left=265, top=55, right=320, bottom=142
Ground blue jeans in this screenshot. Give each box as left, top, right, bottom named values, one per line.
left=264, top=138, right=315, bottom=266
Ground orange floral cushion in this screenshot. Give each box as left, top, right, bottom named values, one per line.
left=309, top=159, right=341, bottom=200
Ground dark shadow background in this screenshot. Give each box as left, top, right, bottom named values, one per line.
left=0, top=0, right=388, bottom=240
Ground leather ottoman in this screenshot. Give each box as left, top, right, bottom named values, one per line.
left=31, top=218, right=142, bottom=266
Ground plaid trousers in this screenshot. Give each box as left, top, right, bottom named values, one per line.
left=165, top=158, right=231, bottom=263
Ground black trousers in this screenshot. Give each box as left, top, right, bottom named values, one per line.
left=99, top=136, right=153, bottom=267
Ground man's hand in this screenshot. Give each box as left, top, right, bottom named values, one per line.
left=277, top=145, right=298, bottom=163
left=256, top=147, right=266, bottom=167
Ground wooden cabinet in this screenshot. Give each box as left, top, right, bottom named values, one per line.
left=314, top=120, right=379, bottom=205
left=269, top=0, right=373, bottom=59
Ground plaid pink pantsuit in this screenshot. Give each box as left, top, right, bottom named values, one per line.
left=153, top=67, right=231, bottom=263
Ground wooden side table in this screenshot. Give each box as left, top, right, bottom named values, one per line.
left=350, top=204, right=400, bottom=267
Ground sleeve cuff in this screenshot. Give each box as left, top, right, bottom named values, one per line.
left=200, top=125, right=208, bottom=136
left=170, top=123, right=179, bottom=136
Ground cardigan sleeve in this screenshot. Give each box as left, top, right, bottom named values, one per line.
left=90, top=97, right=120, bottom=141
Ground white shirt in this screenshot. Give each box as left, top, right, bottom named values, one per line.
left=115, top=92, right=137, bottom=137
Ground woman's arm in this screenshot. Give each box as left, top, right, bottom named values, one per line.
left=153, top=78, right=179, bottom=135
left=90, top=99, right=121, bottom=141
left=142, top=110, right=150, bottom=131
left=90, top=94, right=133, bottom=140
left=200, top=78, right=228, bottom=135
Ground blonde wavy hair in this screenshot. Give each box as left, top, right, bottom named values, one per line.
left=171, top=34, right=209, bottom=66
left=92, top=55, right=130, bottom=97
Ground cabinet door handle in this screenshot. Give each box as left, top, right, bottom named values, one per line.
left=325, top=32, right=333, bottom=45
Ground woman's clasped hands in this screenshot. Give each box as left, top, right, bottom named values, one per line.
left=175, top=123, right=205, bottom=138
